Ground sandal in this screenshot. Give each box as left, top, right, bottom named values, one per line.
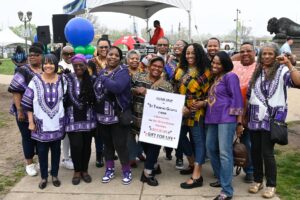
left=248, top=182, right=263, bottom=193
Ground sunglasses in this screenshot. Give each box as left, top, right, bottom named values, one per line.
left=157, top=44, right=168, bottom=47
left=98, top=46, right=109, bottom=49
left=63, top=52, right=75, bottom=56
left=28, top=53, right=41, bottom=57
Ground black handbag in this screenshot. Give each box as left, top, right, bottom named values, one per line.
left=260, top=74, right=288, bottom=145
left=118, top=108, right=133, bottom=126
left=269, top=118, right=288, bottom=145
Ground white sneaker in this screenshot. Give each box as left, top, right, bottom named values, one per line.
left=61, top=158, right=74, bottom=170
left=26, top=163, right=38, bottom=176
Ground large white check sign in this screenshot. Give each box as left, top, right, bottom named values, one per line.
left=139, top=89, right=185, bottom=148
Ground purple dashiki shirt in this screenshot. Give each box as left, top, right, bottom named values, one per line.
left=247, top=65, right=294, bottom=131
left=64, top=73, right=96, bottom=132
left=8, top=65, right=38, bottom=119
left=21, top=74, right=66, bottom=142
left=205, top=72, right=243, bottom=124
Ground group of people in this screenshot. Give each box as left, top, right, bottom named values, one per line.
left=8, top=33, right=300, bottom=200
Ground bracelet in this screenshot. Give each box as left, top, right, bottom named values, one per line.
left=290, top=66, right=298, bottom=72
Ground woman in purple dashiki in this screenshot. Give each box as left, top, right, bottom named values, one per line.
left=246, top=42, right=300, bottom=198
left=94, top=46, right=132, bottom=185
left=8, top=44, right=44, bottom=177
left=21, top=54, right=66, bottom=190
left=205, top=51, right=243, bottom=200
left=64, top=54, right=96, bottom=185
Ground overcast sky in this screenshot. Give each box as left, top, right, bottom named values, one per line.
left=1, top=0, right=300, bottom=38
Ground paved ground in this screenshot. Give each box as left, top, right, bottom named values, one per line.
left=2, top=74, right=295, bottom=200
left=3, top=153, right=279, bottom=200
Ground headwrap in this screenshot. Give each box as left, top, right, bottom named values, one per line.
left=71, top=54, right=87, bottom=64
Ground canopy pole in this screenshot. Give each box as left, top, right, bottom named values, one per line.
left=187, top=0, right=192, bottom=42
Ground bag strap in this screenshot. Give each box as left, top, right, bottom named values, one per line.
left=260, top=73, right=273, bottom=118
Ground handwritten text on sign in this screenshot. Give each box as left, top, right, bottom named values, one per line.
left=139, top=89, right=185, bottom=148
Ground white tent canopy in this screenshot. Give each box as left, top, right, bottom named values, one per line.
left=63, top=0, right=192, bottom=41
left=0, top=28, right=31, bottom=47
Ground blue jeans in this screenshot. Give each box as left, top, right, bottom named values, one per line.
left=179, top=124, right=206, bottom=164
left=240, top=128, right=253, bottom=175
left=127, top=133, right=144, bottom=161
left=16, top=119, right=36, bottom=159
left=37, top=140, right=61, bottom=179
left=206, top=123, right=236, bottom=197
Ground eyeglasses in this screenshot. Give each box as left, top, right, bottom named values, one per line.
left=157, top=44, right=169, bottom=47
left=63, top=52, right=75, bottom=56
left=28, top=53, right=41, bottom=57
left=98, top=46, right=109, bottom=49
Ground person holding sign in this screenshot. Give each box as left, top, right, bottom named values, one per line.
left=173, top=43, right=213, bottom=189
left=132, top=57, right=173, bottom=186
left=205, top=51, right=243, bottom=200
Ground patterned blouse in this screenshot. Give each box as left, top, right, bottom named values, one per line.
left=21, top=74, right=66, bottom=142
left=173, top=66, right=213, bottom=127
left=131, top=72, right=173, bottom=135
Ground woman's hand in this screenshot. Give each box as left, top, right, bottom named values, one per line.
left=28, top=121, right=36, bottom=131
left=190, top=100, right=204, bottom=112
left=236, top=124, right=244, bottom=138
left=135, top=87, right=147, bottom=96
left=182, top=106, right=191, bottom=117
left=17, top=109, right=25, bottom=122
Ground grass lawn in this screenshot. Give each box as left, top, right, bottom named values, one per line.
left=276, top=149, right=300, bottom=200
left=0, top=59, right=15, bottom=75
left=0, top=164, right=25, bottom=195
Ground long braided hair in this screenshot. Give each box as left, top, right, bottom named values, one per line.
left=250, top=42, right=281, bottom=88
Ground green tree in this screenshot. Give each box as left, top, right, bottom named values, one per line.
left=10, top=24, right=37, bottom=42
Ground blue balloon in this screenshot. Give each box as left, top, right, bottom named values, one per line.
left=34, top=34, right=38, bottom=42
left=64, top=17, right=95, bottom=47
left=85, top=54, right=93, bottom=60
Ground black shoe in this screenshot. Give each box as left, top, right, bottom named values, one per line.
left=72, top=176, right=81, bottom=185
left=244, top=173, right=254, bottom=183
left=180, top=165, right=194, bottom=175
left=140, top=171, right=158, bottom=186
left=213, top=194, right=232, bottom=200
left=52, top=176, right=61, bottom=187
left=153, top=164, right=162, bottom=175
left=180, top=176, right=203, bottom=189
left=96, top=153, right=104, bottom=168
left=81, top=172, right=92, bottom=183
left=210, top=180, right=221, bottom=187
left=38, top=179, right=47, bottom=189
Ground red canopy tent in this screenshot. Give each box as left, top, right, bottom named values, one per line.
left=113, top=35, right=146, bottom=50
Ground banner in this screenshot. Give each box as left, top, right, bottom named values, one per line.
left=139, top=89, right=185, bottom=148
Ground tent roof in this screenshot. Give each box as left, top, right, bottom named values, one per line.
left=0, top=28, right=31, bottom=47
left=63, top=0, right=190, bottom=19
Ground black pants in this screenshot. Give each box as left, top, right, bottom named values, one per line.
left=16, top=119, right=36, bottom=159
left=141, top=142, right=161, bottom=170
left=250, top=130, right=277, bottom=187
left=68, top=131, right=93, bottom=172
left=37, top=140, right=61, bottom=179
left=99, top=123, right=129, bottom=165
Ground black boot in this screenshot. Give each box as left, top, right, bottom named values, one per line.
left=96, top=152, right=104, bottom=168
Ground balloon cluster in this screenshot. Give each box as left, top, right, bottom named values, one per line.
left=64, top=17, right=95, bottom=59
